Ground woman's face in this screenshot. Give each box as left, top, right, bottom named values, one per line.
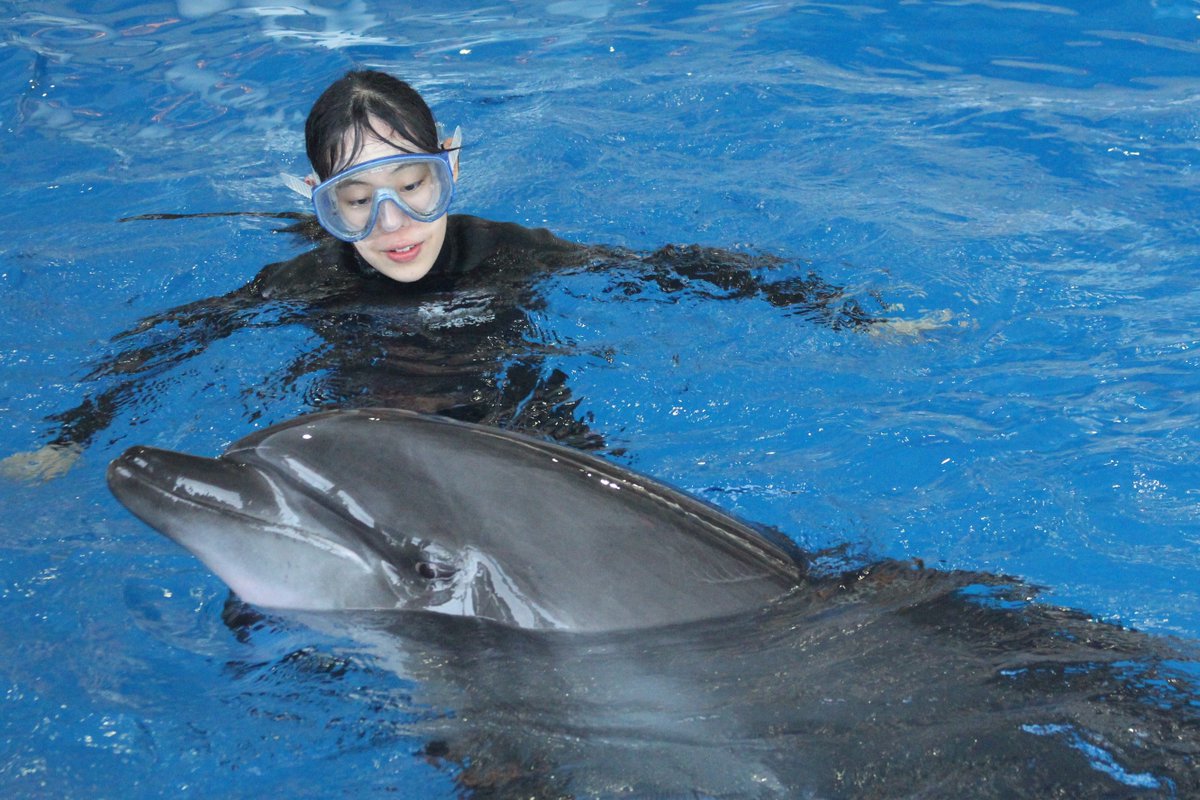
left=337, top=124, right=451, bottom=283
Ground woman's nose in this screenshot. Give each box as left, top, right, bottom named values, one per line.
left=376, top=198, right=411, bottom=232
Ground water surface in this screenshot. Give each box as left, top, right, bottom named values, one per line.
left=2, top=0, right=1198, bottom=796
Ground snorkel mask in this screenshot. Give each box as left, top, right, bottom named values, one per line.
left=283, top=125, right=462, bottom=242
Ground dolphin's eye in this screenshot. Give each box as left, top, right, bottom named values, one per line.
left=417, top=561, right=457, bottom=580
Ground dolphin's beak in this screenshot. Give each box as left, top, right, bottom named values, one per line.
left=107, top=445, right=274, bottom=536
left=107, top=444, right=413, bottom=611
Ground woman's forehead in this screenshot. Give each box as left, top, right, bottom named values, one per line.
left=338, top=118, right=424, bottom=170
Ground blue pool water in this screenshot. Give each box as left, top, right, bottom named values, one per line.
left=2, top=0, right=1198, bottom=796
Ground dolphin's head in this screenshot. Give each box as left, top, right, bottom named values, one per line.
left=107, top=444, right=445, bottom=611
left=108, top=409, right=804, bottom=631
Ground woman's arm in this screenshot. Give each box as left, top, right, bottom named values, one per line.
left=1, top=241, right=353, bottom=480
left=579, top=243, right=887, bottom=330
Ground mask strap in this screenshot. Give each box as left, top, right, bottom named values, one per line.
left=281, top=172, right=316, bottom=200
left=282, top=124, right=462, bottom=201
left=439, top=123, right=463, bottom=178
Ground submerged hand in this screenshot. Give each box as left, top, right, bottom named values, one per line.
left=0, top=443, right=83, bottom=482
left=867, top=308, right=959, bottom=337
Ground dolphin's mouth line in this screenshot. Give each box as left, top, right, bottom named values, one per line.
left=236, top=448, right=415, bottom=564
left=695, top=571, right=791, bottom=586
left=111, top=461, right=379, bottom=570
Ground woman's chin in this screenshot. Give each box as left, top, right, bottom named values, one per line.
left=355, top=245, right=436, bottom=283
left=371, top=259, right=435, bottom=283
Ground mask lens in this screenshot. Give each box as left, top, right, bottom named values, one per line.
left=312, top=153, right=454, bottom=241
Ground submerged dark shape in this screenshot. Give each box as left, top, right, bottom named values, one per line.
left=49, top=216, right=884, bottom=458
left=220, top=566, right=1200, bottom=799
left=108, top=409, right=1200, bottom=798
left=108, top=407, right=805, bottom=631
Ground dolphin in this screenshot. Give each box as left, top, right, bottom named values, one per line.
left=106, top=408, right=1200, bottom=797
left=107, top=407, right=806, bottom=632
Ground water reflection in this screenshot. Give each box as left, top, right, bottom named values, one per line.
left=223, top=561, right=1200, bottom=798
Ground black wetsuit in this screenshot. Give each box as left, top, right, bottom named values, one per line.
left=252, top=214, right=587, bottom=301
left=46, top=214, right=882, bottom=452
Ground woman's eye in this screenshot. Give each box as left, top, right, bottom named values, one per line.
left=399, top=179, right=425, bottom=193
left=417, top=561, right=456, bottom=580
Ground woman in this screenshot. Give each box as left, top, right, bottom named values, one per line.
left=257, top=70, right=593, bottom=299
left=2, top=70, right=882, bottom=480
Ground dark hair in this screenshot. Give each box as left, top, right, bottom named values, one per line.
left=305, top=70, right=441, bottom=180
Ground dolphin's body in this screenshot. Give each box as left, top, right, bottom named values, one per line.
left=107, top=408, right=805, bottom=631
left=107, top=408, right=1200, bottom=797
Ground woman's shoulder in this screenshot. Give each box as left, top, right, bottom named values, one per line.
left=250, top=237, right=364, bottom=300
left=441, top=214, right=587, bottom=275
left=447, top=213, right=567, bottom=240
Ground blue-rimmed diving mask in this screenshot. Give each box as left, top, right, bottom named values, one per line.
left=284, top=127, right=461, bottom=242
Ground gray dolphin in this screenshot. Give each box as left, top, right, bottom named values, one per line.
left=106, top=409, right=1200, bottom=797
left=107, top=408, right=805, bottom=631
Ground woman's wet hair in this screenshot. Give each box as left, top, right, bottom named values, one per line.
left=306, top=70, right=441, bottom=180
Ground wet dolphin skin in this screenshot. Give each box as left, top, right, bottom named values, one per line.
left=107, top=408, right=805, bottom=631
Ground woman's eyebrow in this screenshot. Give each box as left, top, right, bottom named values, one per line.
left=335, top=159, right=427, bottom=187
left=374, top=160, right=425, bottom=174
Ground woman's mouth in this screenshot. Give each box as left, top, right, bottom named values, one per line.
left=384, top=242, right=422, bottom=263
